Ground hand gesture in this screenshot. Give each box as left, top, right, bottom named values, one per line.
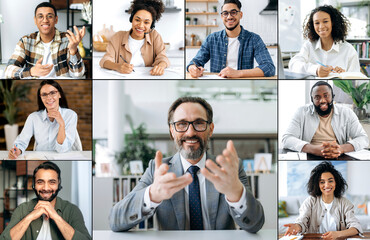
left=149, top=151, right=193, bottom=203
left=188, top=64, right=204, bottom=78
left=30, top=58, right=53, bottom=77
left=321, top=141, right=341, bottom=159
left=150, top=62, right=166, bottom=76
left=333, top=66, right=345, bottom=74
left=34, top=201, right=59, bottom=220
left=27, top=206, right=49, bottom=221
left=66, top=26, right=86, bottom=55
left=48, top=109, right=65, bottom=128
left=322, top=231, right=340, bottom=240
left=201, top=140, right=244, bottom=202
left=283, top=223, right=302, bottom=236
left=218, top=66, right=240, bottom=78
left=8, top=145, right=21, bottom=159
left=317, top=65, right=333, bottom=77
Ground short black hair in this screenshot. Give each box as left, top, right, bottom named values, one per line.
left=307, top=161, right=348, bottom=198
left=310, top=81, right=334, bottom=98
left=222, top=0, right=242, bottom=11
left=303, top=5, right=349, bottom=43
left=37, top=80, right=68, bottom=111
left=128, top=0, right=165, bottom=29
left=35, top=2, right=57, bottom=17
left=33, top=161, right=61, bottom=183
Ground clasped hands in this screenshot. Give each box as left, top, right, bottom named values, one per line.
left=149, top=140, right=244, bottom=203
left=27, top=200, right=60, bottom=222
left=320, top=141, right=342, bottom=159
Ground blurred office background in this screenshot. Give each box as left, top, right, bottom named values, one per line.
left=93, top=80, right=277, bottom=231
left=185, top=0, right=277, bottom=72
left=278, top=161, right=370, bottom=234
left=0, top=0, right=92, bottom=78
left=279, top=0, right=370, bottom=76
left=278, top=80, right=370, bottom=148
left=0, top=160, right=92, bottom=235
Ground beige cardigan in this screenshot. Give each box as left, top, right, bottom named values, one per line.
left=296, top=196, right=363, bottom=234
left=99, top=29, right=170, bottom=68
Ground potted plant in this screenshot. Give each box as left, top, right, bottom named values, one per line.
left=115, top=121, right=156, bottom=175
left=333, top=80, right=370, bottom=120
left=0, top=80, right=31, bottom=150
left=186, top=16, right=191, bottom=25
left=213, top=6, right=217, bottom=12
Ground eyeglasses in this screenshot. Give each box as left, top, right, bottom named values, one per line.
left=171, top=120, right=210, bottom=132
left=221, top=10, right=240, bottom=18
left=36, top=14, right=55, bottom=21
left=40, top=90, right=58, bottom=99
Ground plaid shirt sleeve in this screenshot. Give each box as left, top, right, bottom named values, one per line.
left=67, top=50, right=85, bottom=78
left=4, top=39, right=32, bottom=79
left=251, top=34, right=275, bottom=77
left=186, top=35, right=211, bottom=71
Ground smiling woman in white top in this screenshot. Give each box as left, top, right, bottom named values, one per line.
left=8, top=80, right=77, bottom=159
left=284, top=161, right=362, bottom=240
left=289, top=5, right=360, bottom=77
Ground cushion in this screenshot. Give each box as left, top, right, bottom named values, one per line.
left=279, top=200, right=289, bottom=218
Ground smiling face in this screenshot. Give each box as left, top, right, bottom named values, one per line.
left=221, top=3, right=242, bottom=32
left=34, top=7, right=58, bottom=38
left=40, top=84, right=61, bottom=112
left=312, top=85, right=333, bottom=116
left=34, top=169, right=59, bottom=202
left=170, top=102, right=214, bottom=163
left=319, top=172, right=336, bottom=198
left=131, top=10, right=153, bottom=40
left=313, top=11, right=333, bottom=40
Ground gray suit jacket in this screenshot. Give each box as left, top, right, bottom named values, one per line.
left=109, top=152, right=264, bottom=232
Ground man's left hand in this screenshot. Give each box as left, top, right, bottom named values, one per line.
left=321, top=141, right=342, bottom=159
left=218, top=67, right=240, bottom=78
left=66, top=26, right=86, bottom=56
left=201, top=140, right=243, bottom=202
left=34, top=201, right=59, bottom=220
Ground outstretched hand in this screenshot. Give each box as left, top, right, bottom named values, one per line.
left=66, top=26, right=86, bottom=55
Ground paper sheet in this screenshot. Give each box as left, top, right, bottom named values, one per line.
left=279, top=152, right=307, bottom=160
left=49, top=152, right=91, bottom=160
left=279, top=235, right=303, bottom=240
left=99, top=67, right=183, bottom=79
left=197, top=74, right=226, bottom=79
left=345, top=149, right=370, bottom=160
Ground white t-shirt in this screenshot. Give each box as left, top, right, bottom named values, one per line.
left=319, top=199, right=337, bottom=233
left=41, top=41, right=56, bottom=78
left=226, top=37, right=240, bottom=69
left=128, top=35, right=145, bottom=67
left=36, top=215, right=52, bottom=240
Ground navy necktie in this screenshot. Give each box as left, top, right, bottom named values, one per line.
left=187, top=165, right=203, bottom=230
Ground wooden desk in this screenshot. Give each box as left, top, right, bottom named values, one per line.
left=186, top=72, right=277, bottom=79
left=279, top=232, right=370, bottom=239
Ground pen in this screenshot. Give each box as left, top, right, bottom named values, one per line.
left=120, top=55, right=135, bottom=72
left=192, top=61, right=201, bottom=70
left=315, top=60, right=335, bottom=72
left=13, top=144, right=18, bottom=154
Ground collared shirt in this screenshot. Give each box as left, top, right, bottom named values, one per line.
left=0, top=197, right=91, bottom=240
left=289, top=39, right=360, bottom=76
left=14, top=107, right=78, bottom=154
left=142, top=153, right=247, bottom=230
left=282, top=104, right=369, bottom=152
left=187, top=26, right=275, bottom=77
left=99, top=29, right=170, bottom=68
left=5, top=29, right=85, bottom=79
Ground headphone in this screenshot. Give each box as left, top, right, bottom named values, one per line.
left=129, top=10, right=156, bottom=30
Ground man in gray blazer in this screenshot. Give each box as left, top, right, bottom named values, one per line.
left=109, top=96, right=264, bottom=231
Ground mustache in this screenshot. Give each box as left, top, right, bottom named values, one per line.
left=179, top=136, right=201, bottom=143
left=38, top=190, right=54, bottom=194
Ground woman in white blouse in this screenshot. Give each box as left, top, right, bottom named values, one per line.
left=289, top=5, right=360, bottom=77
left=8, top=80, right=78, bottom=159
left=284, top=161, right=362, bottom=240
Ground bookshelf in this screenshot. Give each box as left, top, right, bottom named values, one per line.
left=347, top=38, right=370, bottom=76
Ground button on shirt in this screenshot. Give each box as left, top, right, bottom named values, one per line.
left=289, top=39, right=360, bottom=76
left=142, top=153, right=247, bottom=230
left=14, top=107, right=77, bottom=154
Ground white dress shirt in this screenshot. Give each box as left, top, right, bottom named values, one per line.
left=142, top=152, right=247, bottom=230
left=14, top=107, right=78, bottom=154
left=289, top=39, right=360, bottom=76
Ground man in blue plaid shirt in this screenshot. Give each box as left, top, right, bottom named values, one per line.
left=187, top=0, right=275, bottom=78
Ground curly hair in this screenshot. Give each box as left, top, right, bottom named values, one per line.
left=303, top=5, right=350, bottom=43
left=307, top=161, right=348, bottom=198
left=128, top=0, right=165, bottom=28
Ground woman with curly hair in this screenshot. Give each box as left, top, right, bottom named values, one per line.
left=284, top=161, right=362, bottom=240
left=289, top=5, right=360, bottom=77
left=100, top=0, right=169, bottom=76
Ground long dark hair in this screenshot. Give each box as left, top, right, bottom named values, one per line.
left=37, top=80, right=68, bottom=111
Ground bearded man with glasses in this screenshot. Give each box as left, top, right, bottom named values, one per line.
left=187, top=0, right=275, bottom=78
left=109, top=96, right=264, bottom=232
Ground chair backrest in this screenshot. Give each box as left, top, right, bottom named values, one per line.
left=33, top=129, right=83, bottom=151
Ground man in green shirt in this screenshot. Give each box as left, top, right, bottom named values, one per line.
left=0, top=162, right=91, bottom=240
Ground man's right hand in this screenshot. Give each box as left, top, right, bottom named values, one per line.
left=149, top=151, right=193, bottom=203
left=188, top=64, right=204, bottom=78
left=116, top=62, right=133, bottom=74
left=284, top=223, right=302, bottom=236
left=27, top=207, right=49, bottom=221
left=302, top=144, right=325, bottom=157
left=30, top=58, right=53, bottom=77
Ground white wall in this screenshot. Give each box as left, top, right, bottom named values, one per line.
left=347, top=162, right=370, bottom=196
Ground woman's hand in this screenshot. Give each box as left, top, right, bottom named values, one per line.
left=316, top=65, right=333, bottom=77
left=48, top=110, right=65, bottom=128
left=8, top=145, right=21, bottom=159
left=333, top=66, right=345, bottom=73
left=116, top=62, right=134, bottom=74
left=322, top=231, right=340, bottom=240
left=150, top=62, right=166, bottom=76
left=283, top=223, right=302, bottom=236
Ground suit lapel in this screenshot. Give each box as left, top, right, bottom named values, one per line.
left=169, top=153, right=186, bottom=230
left=205, top=154, right=220, bottom=230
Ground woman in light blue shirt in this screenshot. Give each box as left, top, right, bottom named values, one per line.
left=8, top=80, right=77, bottom=159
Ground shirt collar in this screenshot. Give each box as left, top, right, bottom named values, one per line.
left=315, top=39, right=339, bottom=52
left=180, top=152, right=206, bottom=173
left=35, top=28, right=61, bottom=45
left=222, top=25, right=246, bottom=40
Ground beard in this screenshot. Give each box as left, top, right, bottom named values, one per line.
left=175, top=135, right=208, bottom=160
left=224, top=20, right=240, bottom=31
left=34, top=187, right=61, bottom=202
left=314, top=100, right=333, bottom=116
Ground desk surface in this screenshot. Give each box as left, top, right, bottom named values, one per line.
left=279, top=148, right=359, bottom=160
left=0, top=151, right=92, bottom=160
left=94, top=229, right=276, bottom=240
left=186, top=72, right=277, bottom=79
left=279, top=232, right=370, bottom=239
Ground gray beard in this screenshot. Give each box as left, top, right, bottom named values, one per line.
left=175, top=136, right=208, bottom=160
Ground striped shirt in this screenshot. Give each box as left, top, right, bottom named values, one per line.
left=5, top=29, right=85, bottom=79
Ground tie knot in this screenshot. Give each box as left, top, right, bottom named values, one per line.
left=187, top=165, right=200, bottom=175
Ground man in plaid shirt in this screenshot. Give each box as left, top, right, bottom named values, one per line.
left=187, top=0, right=275, bottom=78
left=4, top=2, right=85, bottom=79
